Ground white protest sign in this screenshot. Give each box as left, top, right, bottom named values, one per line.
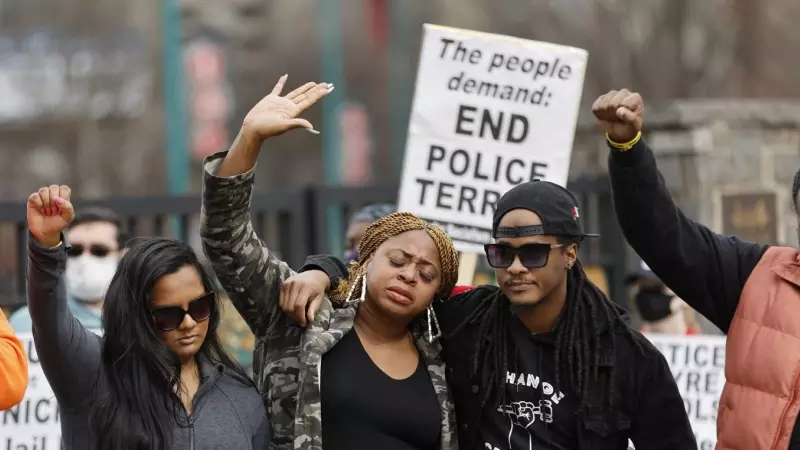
left=397, top=24, right=588, bottom=252
left=636, top=334, right=726, bottom=450
left=1, top=330, right=101, bottom=450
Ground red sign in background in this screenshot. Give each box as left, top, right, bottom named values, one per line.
left=184, top=40, right=232, bottom=161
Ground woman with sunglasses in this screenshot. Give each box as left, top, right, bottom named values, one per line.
left=24, top=185, right=269, bottom=450
left=286, top=180, right=695, bottom=450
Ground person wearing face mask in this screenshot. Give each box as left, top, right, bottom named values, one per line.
left=625, top=261, right=700, bottom=335
left=10, top=207, right=125, bottom=332
left=344, top=204, right=397, bottom=261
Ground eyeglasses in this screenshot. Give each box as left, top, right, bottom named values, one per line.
left=484, top=243, right=566, bottom=269
left=66, top=243, right=114, bottom=258
left=150, top=292, right=214, bottom=331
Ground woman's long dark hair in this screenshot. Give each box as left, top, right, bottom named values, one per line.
left=89, top=238, right=247, bottom=450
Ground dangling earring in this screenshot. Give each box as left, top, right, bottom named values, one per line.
left=427, top=305, right=441, bottom=343
left=359, top=274, right=367, bottom=303
left=345, top=273, right=367, bottom=305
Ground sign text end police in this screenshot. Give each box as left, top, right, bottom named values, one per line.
left=398, top=25, right=585, bottom=247
left=414, top=105, right=548, bottom=216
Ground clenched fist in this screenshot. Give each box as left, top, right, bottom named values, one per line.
left=27, top=185, right=75, bottom=248
left=592, top=89, right=644, bottom=143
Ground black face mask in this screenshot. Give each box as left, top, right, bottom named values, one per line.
left=636, top=284, right=664, bottom=294
left=635, top=291, right=674, bottom=322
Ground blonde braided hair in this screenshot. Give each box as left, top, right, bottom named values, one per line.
left=330, top=212, right=459, bottom=304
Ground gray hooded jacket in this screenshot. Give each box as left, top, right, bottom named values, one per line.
left=25, top=235, right=269, bottom=449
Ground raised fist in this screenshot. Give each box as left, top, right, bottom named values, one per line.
left=241, top=75, right=333, bottom=140
left=592, top=89, right=644, bottom=143
left=27, top=185, right=75, bottom=248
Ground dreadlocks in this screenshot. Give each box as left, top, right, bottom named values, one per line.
left=330, top=212, right=460, bottom=304
left=450, top=241, right=644, bottom=412
left=793, top=168, right=800, bottom=211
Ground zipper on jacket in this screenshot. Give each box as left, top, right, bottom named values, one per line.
left=186, top=386, right=211, bottom=450
left=188, top=419, right=195, bottom=450
left=183, top=364, right=220, bottom=450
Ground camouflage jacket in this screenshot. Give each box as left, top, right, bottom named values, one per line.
left=200, top=151, right=458, bottom=450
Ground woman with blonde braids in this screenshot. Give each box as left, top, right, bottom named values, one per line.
left=200, top=75, right=460, bottom=450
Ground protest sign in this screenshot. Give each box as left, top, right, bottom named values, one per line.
left=639, top=333, right=726, bottom=450
left=1, top=330, right=100, bottom=450
left=397, top=24, right=588, bottom=252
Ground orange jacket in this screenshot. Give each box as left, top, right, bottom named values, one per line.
left=718, top=247, right=800, bottom=449
left=0, top=309, right=27, bottom=409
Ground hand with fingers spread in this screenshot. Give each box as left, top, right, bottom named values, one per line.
left=279, top=270, right=331, bottom=326
left=242, top=75, right=333, bottom=140
left=591, top=89, right=644, bottom=143
left=27, top=184, right=75, bottom=248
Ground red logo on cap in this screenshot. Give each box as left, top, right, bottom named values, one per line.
left=572, top=206, right=580, bottom=220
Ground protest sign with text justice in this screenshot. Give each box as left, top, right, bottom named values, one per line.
left=397, top=24, right=588, bottom=252
left=1, top=330, right=100, bottom=450
left=642, top=333, right=726, bottom=450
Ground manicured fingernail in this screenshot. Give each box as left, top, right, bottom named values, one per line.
left=327, top=85, right=335, bottom=93
left=307, top=129, right=320, bottom=135
left=327, top=83, right=334, bottom=88
left=54, top=197, right=64, bottom=205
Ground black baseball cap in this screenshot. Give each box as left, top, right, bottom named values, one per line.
left=492, top=180, right=600, bottom=239
left=624, top=260, right=662, bottom=285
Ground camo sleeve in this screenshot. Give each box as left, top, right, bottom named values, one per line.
left=200, top=151, right=296, bottom=336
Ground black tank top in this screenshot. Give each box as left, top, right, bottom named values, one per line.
left=320, top=330, right=441, bottom=450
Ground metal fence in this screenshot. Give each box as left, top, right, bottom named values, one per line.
left=0, top=179, right=628, bottom=309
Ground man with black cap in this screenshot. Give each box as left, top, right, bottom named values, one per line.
left=286, top=181, right=695, bottom=450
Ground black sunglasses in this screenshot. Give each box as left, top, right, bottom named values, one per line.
left=484, top=243, right=566, bottom=269
left=66, top=243, right=114, bottom=258
left=150, top=292, right=214, bottom=331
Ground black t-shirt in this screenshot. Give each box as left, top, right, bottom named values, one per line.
left=321, top=330, right=441, bottom=450
left=479, top=316, right=581, bottom=450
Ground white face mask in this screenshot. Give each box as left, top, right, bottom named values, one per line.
left=65, top=254, right=118, bottom=303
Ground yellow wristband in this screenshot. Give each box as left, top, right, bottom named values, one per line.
left=606, top=131, right=642, bottom=151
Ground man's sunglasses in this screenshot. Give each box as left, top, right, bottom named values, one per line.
left=150, top=292, right=214, bottom=331
left=66, top=244, right=114, bottom=258
left=484, top=243, right=566, bottom=269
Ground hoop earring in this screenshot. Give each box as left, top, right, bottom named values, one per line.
left=359, top=274, right=367, bottom=303
left=427, top=305, right=441, bottom=343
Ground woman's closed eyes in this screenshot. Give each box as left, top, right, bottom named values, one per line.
left=388, top=257, right=436, bottom=283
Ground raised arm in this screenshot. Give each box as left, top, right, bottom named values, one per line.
left=593, top=90, right=768, bottom=332
left=25, top=185, right=103, bottom=408
left=0, top=309, right=27, bottom=409
left=200, top=75, right=332, bottom=336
